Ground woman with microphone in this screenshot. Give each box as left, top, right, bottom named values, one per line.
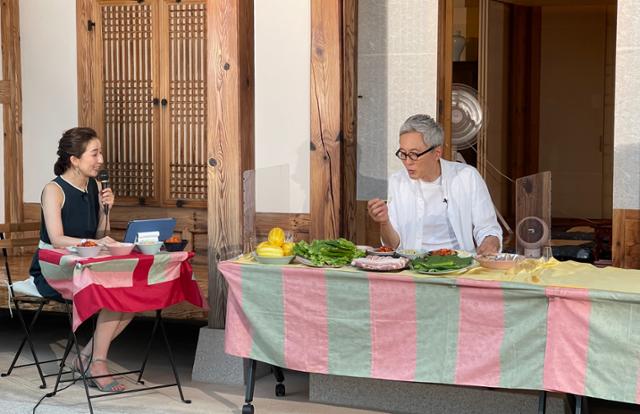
left=29, top=127, right=132, bottom=392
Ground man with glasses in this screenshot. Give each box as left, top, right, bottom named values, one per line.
left=367, top=114, right=501, bottom=255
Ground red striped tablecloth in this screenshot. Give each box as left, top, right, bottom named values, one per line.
left=219, top=261, right=640, bottom=405
left=39, top=249, right=207, bottom=331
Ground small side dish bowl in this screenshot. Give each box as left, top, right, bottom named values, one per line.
left=252, top=252, right=295, bottom=265
left=476, top=253, right=521, bottom=270
left=106, top=242, right=135, bottom=256
left=136, top=241, right=163, bottom=255
left=396, top=249, right=427, bottom=260
left=76, top=245, right=102, bottom=258
left=164, top=239, right=188, bottom=252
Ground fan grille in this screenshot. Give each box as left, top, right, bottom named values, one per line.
left=451, top=83, right=483, bottom=150
left=518, top=218, right=545, bottom=244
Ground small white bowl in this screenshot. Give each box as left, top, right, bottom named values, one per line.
left=107, top=242, right=135, bottom=256
left=76, top=245, right=102, bottom=258
left=136, top=241, right=163, bottom=255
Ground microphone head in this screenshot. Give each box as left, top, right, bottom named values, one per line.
left=98, top=169, right=109, bottom=182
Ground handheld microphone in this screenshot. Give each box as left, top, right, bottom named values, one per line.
left=97, top=169, right=110, bottom=215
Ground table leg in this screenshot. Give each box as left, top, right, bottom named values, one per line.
left=157, top=310, right=191, bottom=404
left=575, top=395, right=582, bottom=414
left=537, top=391, right=546, bottom=414
left=49, top=329, right=75, bottom=397
left=243, top=359, right=257, bottom=414
left=273, top=366, right=285, bottom=397
left=136, top=310, right=160, bottom=384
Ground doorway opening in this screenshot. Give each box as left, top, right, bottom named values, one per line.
left=443, top=0, right=616, bottom=262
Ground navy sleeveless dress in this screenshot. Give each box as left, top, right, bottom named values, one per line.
left=29, top=176, right=101, bottom=300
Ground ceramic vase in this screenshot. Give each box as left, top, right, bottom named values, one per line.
left=453, top=31, right=466, bottom=62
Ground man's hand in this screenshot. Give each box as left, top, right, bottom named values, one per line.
left=477, top=236, right=500, bottom=255
left=367, top=198, right=389, bottom=223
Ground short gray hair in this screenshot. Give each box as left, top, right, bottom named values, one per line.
left=399, top=114, right=444, bottom=147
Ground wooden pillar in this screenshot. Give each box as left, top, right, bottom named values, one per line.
left=206, top=0, right=254, bottom=329
left=341, top=0, right=358, bottom=242
left=508, top=7, right=541, bottom=183
left=437, top=0, right=454, bottom=161
left=1, top=0, right=23, bottom=223
left=76, top=0, right=98, bottom=128
left=310, top=0, right=342, bottom=240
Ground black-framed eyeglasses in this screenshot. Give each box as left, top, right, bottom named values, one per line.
left=395, top=144, right=438, bottom=161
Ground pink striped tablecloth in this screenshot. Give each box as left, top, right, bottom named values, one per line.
left=219, top=261, right=640, bottom=405
left=39, top=249, right=207, bottom=331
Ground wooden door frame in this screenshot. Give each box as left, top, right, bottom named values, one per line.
left=2, top=0, right=23, bottom=223
left=437, top=0, right=454, bottom=161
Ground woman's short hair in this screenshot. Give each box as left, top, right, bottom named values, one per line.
left=54, top=127, right=98, bottom=176
left=399, top=114, right=444, bottom=147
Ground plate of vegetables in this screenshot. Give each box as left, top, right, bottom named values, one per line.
left=411, top=253, right=475, bottom=274
left=293, top=238, right=364, bottom=267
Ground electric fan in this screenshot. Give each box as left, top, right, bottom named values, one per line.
left=451, top=83, right=483, bottom=161
left=451, top=83, right=512, bottom=237
left=516, top=216, right=550, bottom=258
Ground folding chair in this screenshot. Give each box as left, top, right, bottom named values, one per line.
left=0, top=221, right=63, bottom=389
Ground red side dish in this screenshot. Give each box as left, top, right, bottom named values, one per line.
left=429, top=248, right=456, bottom=256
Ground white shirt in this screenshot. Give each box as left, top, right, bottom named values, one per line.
left=387, top=159, right=502, bottom=253
left=419, top=177, right=459, bottom=251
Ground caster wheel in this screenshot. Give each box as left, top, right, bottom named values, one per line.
left=275, top=383, right=285, bottom=397
left=242, top=404, right=255, bottom=414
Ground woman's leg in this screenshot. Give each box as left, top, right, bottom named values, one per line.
left=86, top=309, right=134, bottom=390
left=80, top=312, right=134, bottom=357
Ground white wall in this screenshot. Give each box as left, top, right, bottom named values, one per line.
left=613, top=1, right=640, bottom=210
left=357, top=0, right=439, bottom=200
left=20, top=0, right=78, bottom=203
left=254, top=0, right=310, bottom=213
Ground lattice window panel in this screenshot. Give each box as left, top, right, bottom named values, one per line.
left=101, top=3, right=156, bottom=200
left=167, top=2, right=207, bottom=202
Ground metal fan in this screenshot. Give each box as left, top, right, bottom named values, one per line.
left=451, top=83, right=483, bottom=154
left=451, top=84, right=512, bottom=238
left=516, top=216, right=550, bottom=258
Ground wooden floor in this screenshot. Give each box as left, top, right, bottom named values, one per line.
left=0, top=254, right=209, bottom=321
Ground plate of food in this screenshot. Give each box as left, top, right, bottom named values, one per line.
left=428, top=248, right=458, bottom=256
left=396, top=249, right=427, bottom=260
left=351, top=256, right=409, bottom=272
left=475, top=253, right=522, bottom=270
left=366, top=246, right=396, bottom=256
left=411, top=253, right=475, bottom=275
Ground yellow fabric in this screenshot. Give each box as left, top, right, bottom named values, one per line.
left=234, top=254, right=640, bottom=294
left=462, top=258, right=640, bottom=294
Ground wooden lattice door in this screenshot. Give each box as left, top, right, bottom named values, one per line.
left=93, top=0, right=207, bottom=208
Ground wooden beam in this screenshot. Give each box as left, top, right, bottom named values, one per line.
left=310, top=0, right=342, bottom=240
left=1, top=0, right=23, bottom=223
left=206, top=0, right=254, bottom=329
left=341, top=0, right=357, bottom=241
left=437, top=0, right=454, bottom=160
left=0, top=80, right=10, bottom=104
left=613, top=209, right=640, bottom=269
left=76, top=0, right=97, bottom=128
left=255, top=212, right=311, bottom=242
